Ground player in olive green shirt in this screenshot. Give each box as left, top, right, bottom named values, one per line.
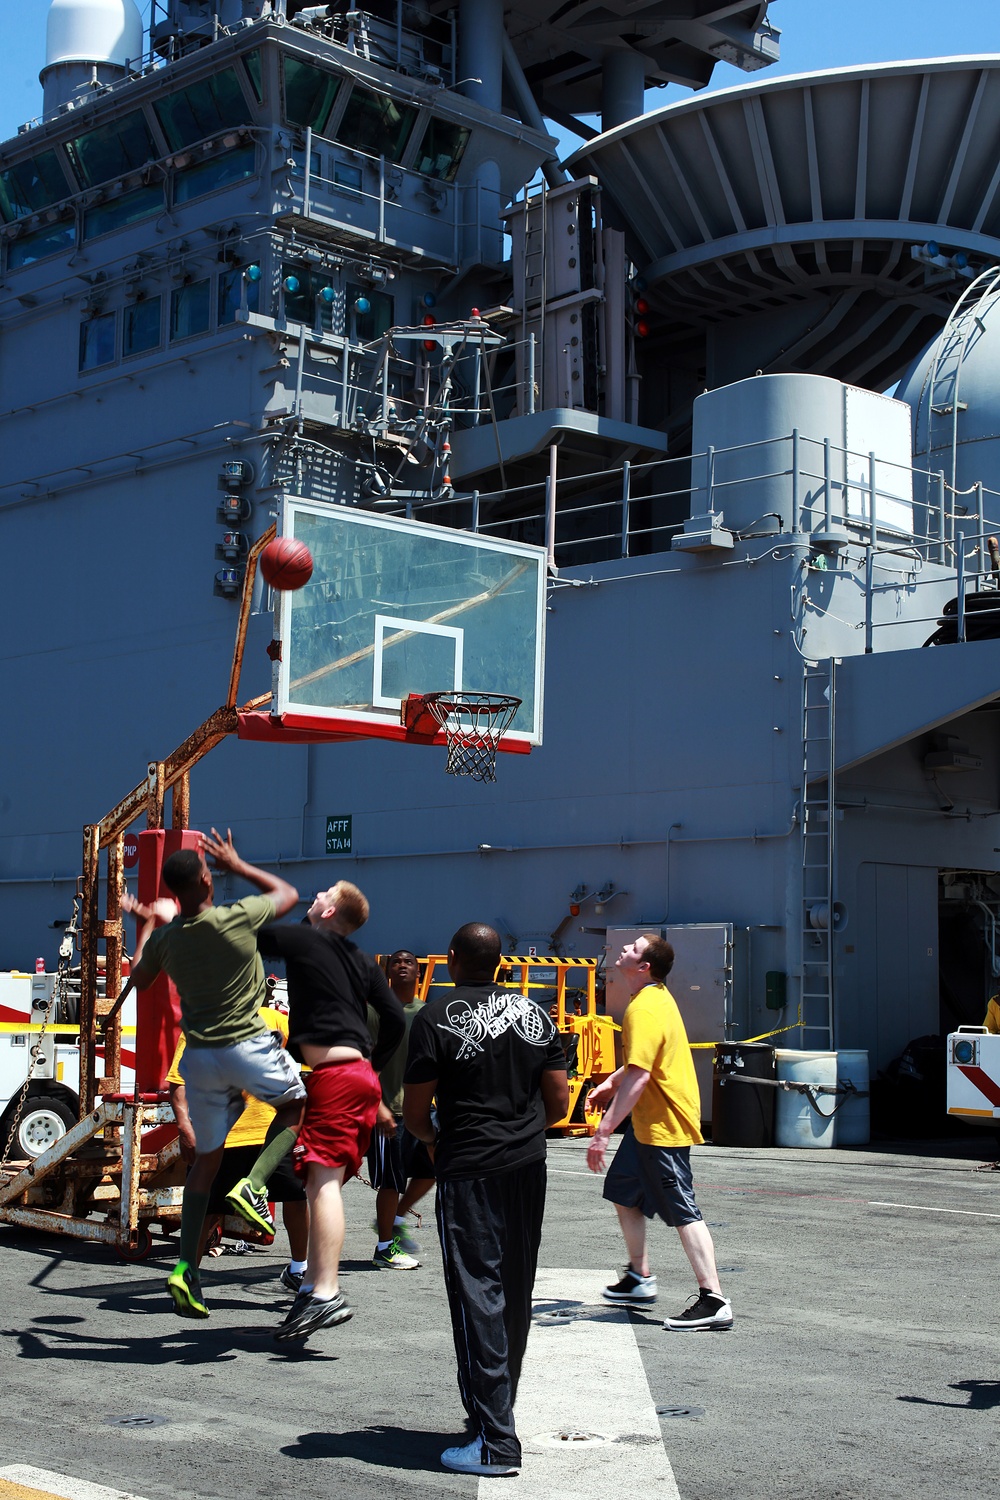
left=126, top=828, right=303, bottom=1319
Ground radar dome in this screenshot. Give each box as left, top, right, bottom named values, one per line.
left=45, top=0, right=144, bottom=70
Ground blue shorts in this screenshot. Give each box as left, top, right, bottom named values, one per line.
left=179, top=1032, right=305, bottom=1154
left=602, top=1124, right=703, bottom=1228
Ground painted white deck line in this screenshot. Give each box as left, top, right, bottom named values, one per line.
left=869, top=1200, right=1000, bottom=1219
left=0, top=1467, right=149, bottom=1500
left=492, top=1268, right=680, bottom=1500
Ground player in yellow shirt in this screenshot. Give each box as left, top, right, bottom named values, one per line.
left=586, top=933, right=732, bottom=1332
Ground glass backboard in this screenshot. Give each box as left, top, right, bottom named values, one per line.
left=272, top=498, right=546, bottom=745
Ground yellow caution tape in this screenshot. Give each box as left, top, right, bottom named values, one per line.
left=688, top=1010, right=804, bottom=1050
left=0, top=1022, right=137, bottom=1037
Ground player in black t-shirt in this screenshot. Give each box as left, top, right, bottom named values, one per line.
left=257, top=881, right=405, bottom=1342
left=404, top=923, right=568, bottom=1478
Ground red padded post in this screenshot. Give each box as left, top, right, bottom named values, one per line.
left=134, top=828, right=202, bottom=1093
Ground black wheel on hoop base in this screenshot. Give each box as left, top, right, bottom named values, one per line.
left=116, top=1224, right=154, bottom=1262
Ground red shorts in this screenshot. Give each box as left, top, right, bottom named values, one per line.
left=293, top=1058, right=381, bottom=1181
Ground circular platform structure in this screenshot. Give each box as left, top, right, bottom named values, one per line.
left=569, top=57, right=1000, bottom=395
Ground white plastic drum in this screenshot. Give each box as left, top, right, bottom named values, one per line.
left=774, top=1049, right=838, bottom=1148
left=833, top=1049, right=870, bottom=1146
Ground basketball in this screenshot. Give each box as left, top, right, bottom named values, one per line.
left=260, top=537, right=313, bottom=590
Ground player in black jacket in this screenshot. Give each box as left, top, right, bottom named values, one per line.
left=258, top=880, right=404, bottom=1341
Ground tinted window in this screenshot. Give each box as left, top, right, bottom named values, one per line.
left=66, top=111, right=157, bottom=188
left=282, top=57, right=340, bottom=131
left=414, top=118, right=469, bottom=182
left=79, top=312, right=117, bottom=371
left=8, top=219, right=75, bottom=269
left=124, top=297, right=162, bottom=356
left=218, top=266, right=260, bottom=326
left=155, top=68, right=252, bottom=151
left=170, top=280, right=211, bottom=340
left=282, top=263, right=335, bottom=332
left=173, top=145, right=256, bottom=204
left=84, top=184, right=163, bottom=240
left=336, top=88, right=416, bottom=162
left=243, top=50, right=263, bottom=103
left=333, top=160, right=362, bottom=199
left=346, top=283, right=393, bottom=342
left=0, top=150, right=70, bottom=221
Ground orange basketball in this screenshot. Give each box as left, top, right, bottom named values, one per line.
left=260, top=537, right=313, bottom=590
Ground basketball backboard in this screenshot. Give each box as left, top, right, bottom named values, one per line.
left=269, top=498, right=546, bottom=747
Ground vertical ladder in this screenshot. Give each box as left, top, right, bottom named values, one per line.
left=799, top=657, right=836, bottom=1049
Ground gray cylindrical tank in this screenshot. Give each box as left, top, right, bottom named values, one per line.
left=690, top=372, right=916, bottom=541
left=897, top=281, right=1000, bottom=502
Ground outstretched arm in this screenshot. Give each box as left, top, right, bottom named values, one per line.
left=586, top=1064, right=650, bottom=1174
left=201, top=827, right=298, bottom=917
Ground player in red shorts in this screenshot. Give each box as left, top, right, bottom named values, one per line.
left=257, top=881, right=405, bottom=1340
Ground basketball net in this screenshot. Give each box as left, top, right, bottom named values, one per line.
left=423, top=692, right=522, bottom=782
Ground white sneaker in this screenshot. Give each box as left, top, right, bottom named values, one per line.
left=440, top=1438, right=519, bottom=1476
left=370, top=1217, right=421, bottom=1255
left=663, top=1290, right=733, bottom=1331
left=372, top=1236, right=420, bottom=1270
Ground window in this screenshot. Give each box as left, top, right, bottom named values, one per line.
left=414, top=118, right=469, bottom=182
left=155, top=68, right=252, bottom=151
left=335, top=88, right=416, bottom=163
left=124, top=297, right=162, bottom=357
left=66, top=111, right=157, bottom=188
left=282, top=263, right=335, bottom=332
left=243, top=49, right=263, bottom=104
left=333, top=160, right=363, bottom=200
left=7, top=219, right=75, bottom=269
left=346, top=283, right=393, bottom=342
left=218, top=266, right=260, bottom=326
left=173, top=144, right=256, bottom=204
left=170, top=280, right=211, bottom=341
left=282, top=57, right=340, bottom=132
left=0, top=150, right=70, bottom=221
left=79, top=312, right=116, bottom=371
left=84, top=184, right=163, bottom=240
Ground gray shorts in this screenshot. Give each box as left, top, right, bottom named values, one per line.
left=179, top=1032, right=306, bottom=1154
left=602, top=1123, right=703, bottom=1228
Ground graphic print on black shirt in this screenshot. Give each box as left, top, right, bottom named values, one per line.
left=404, top=981, right=567, bottom=1180
left=257, top=922, right=404, bottom=1069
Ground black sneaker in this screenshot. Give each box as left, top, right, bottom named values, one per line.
left=280, top=1265, right=304, bottom=1293
left=663, top=1290, right=733, bottom=1331
left=279, top=1287, right=312, bottom=1327
left=602, top=1267, right=657, bottom=1304
left=225, top=1177, right=275, bottom=1236
left=274, top=1289, right=353, bottom=1342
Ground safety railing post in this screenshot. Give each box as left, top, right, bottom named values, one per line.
left=864, top=549, right=874, bottom=654
left=868, top=451, right=877, bottom=548
left=957, top=541, right=967, bottom=643
left=303, top=126, right=312, bottom=219
left=706, top=445, right=715, bottom=514
left=936, top=469, right=947, bottom=563
left=471, top=488, right=480, bottom=533
left=792, top=428, right=800, bottom=530
left=976, top=481, right=985, bottom=587
left=527, top=333, right=536, bottom=415
left=823, top=436, right=833, bottom=531
left=621, top=459, right=631, bottom=557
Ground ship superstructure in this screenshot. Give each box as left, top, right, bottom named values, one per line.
left=5, top=2, right=1000, bottom=1089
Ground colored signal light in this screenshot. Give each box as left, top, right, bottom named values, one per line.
left=282, top=274, right=300, bottom=293
left=635, top=297, right=650, bottom=315
left=635, top=320, right=650, bottom=338
left=319, top=286, right=335, bottom=303
left=244, top=264, right=262, bottom=282
left=423, top=314, right=436, bottom=326
left=354, top=295, right=371, bottom=313
left=422, top=292, right=436, bottom=308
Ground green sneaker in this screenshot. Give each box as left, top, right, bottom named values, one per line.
left=167, top=1263, right=209, bottom=1319
left=372, top=1235, right=420, bottom=1270
left=225, top=1176, right=275, bottom=1237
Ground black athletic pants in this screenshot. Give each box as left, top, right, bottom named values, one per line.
left=435, top=1158, right=546, bottom=1466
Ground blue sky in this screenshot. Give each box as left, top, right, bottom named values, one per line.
left=1, top=1, right=996, bottom=146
